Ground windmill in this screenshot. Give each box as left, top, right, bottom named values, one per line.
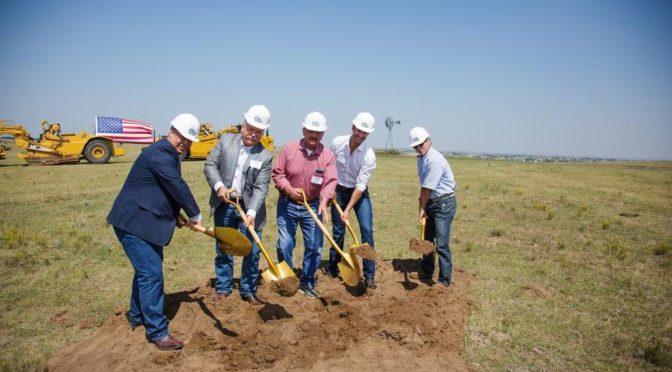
left=384, top=117, right=401, bottom=151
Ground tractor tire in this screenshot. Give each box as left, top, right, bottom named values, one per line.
left=84, top=140, right=112, bottom=164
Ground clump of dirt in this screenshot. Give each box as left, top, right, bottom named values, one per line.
left=352, top=243, right=378, bottom=260
left=46, top=260, right=472, bottom=371
left=409, top=238, right=435, bottom=255
left=269, top=276, right=300, bottom=297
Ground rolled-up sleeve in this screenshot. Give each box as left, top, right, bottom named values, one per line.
left=355, top=149, right=376, bottom=191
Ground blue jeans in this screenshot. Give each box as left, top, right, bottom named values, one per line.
left=113, top=226, right=168, bottom=341
left=329, top=187, right=376, bottom=279
left=422, top=195, right=457, bottom=286
left=213, top=203, right=262, bottom=298
left=275, top=195, right=323, bottom=288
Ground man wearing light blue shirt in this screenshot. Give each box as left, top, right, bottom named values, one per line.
left=409, top=126, right=457, bottom=288
left=329, top=112, right=378, bottom=288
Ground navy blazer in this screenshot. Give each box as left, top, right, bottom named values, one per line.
left=108, top=139, right=200, bottom=246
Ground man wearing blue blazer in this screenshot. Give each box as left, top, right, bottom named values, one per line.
left=204, top=105, right=273, bottom=305
left=108, top=113, right=203, bottom=351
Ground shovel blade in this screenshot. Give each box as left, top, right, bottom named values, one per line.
left=214, top=226, right=252, bottom=256
left=337, top=252, right=361, bottom=287
left=261, top=261, right=296, bottom=283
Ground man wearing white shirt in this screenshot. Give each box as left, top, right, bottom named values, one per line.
left=328, top=112, right=378, bottom=288
left=204, top=105, right=273, bottom=305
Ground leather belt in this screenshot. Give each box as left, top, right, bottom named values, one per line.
left=429, top=193, right=455, bottom=203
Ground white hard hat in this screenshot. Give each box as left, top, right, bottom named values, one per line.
left=352, top=112, right=375, bottom=133
left=302, top=111, right=327, bottom=132
left=244, top=105, right=271, bottom=130
left=409, top=126, right=430, bottom=147
left=170, top=113, right=200, bottom=142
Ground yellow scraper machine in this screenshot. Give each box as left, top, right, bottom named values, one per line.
left=184, top=123, right=275, bottom=160
left=0, top=119, right=125, bottom=165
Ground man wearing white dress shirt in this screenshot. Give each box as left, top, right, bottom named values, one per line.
left=204, top=105, right=273, bottom=305
left=328, top=112, right=378, bottom=288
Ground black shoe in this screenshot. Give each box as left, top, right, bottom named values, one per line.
left=365, top=278, right=377, bottom=289
left=326, top=270, right=340, bottom=279
left=298, top=285, right=320, bottom=299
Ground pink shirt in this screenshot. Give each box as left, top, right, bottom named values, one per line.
left=272, top=139, right=337, bottom=202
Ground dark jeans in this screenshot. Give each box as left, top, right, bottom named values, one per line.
left=422, top=194, right=457, bottom=286
left=113, top=226, right=168, bottom=341
left=275, top=196, right=323, bottom=289
left=213, top=203, right=262, bottom=298
left=329, top=188, right=376, bottom=279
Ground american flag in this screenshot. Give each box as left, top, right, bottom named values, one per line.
left=95, top=117, right=154, bottom=144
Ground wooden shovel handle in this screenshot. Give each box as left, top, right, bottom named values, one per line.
left=178, top=213, right=215, bottom=238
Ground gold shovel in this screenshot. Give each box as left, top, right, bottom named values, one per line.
left=178, top=214, right=252, bottom=256
left=330, top=199, right=378, bottom=260
left=409, top=216, right=435, bottom=255
left=299, top=189, right=361, bottom=287
left=226, top=196, right=297, bottom=284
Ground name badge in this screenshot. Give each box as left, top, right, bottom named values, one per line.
left=311, top=176, right=323, bottom=185
left=250, top=160, right=262, bottom=169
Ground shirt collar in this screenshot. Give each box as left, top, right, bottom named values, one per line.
left=299, top=139, right=323, bottom=155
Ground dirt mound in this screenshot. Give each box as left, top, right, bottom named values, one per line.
left=45, top=260, right=471, bottom=371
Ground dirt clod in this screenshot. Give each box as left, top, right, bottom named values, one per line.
left=352, top=244, right=378, bottom=260
left=269, top=276, right=300, bottom=297
left=409, top=238, right=436, bottom=255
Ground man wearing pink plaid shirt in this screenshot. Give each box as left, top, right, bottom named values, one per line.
left=272, top=112, right=337, bottom=298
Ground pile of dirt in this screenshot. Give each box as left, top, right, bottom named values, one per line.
left=269, top=276, right=300, bottom=297
left=409, top=238, right=436, bottom=255
left=45, top=259, right=471, bottom=371
left=352, top=243, right=378, bottom=260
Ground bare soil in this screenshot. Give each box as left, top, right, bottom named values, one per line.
left=269, top=276, right=300, bottom=297
left=45, top=259, right=471, bottom=371
left=409, top=238, right=436, bottom=255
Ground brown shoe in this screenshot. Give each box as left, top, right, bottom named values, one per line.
left=242, top=294, right=265, bottom=305
left=216, top=292, right=230, bottom=300
left=152, top=335, right=184, bottom=350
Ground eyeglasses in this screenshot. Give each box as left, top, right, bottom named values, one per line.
left=413, top=139, right=428, bottom=150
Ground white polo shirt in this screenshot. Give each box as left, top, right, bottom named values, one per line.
left=330, top=135, right=376, bottom=192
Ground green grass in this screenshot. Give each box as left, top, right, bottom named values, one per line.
left=1, top=146, right=671, bottom=370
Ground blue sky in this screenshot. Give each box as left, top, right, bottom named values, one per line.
left=1, top=0, right=671, bottom=159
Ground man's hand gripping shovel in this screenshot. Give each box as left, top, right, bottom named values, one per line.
left=330, top=199, right=378, bottom=260
left=299, top=189, right=361, bottom=287
left=177, top=214, right=252, bottom=257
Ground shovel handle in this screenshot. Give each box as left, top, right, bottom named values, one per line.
left=179, top=213, right=216, bottom=238
left=226, top=197, right=280, bottom=274
left=300, top=189, right=347, bottom=257
left=420, top=217, right=426, bottom=240
left=330, top=199, right=361, bottom=246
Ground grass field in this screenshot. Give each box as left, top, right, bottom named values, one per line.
left=1, top=144, right=671, bottom=371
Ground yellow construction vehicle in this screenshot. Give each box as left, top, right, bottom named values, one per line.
left=220, top=124, right=275, bottom=150
left=184, top=123, right=275, bottom=160
left=0, top=119, right=125, bottom=165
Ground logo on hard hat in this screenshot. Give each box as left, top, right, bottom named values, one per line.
left=361, top=122, right=368, bottom=128
left=412, top=137, right=419, bottom=143
left=312, top=121, right=320, bottom=127
left=254, top=116, right=262, bottom=124
left=189, top=129, right=197, bottom=136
